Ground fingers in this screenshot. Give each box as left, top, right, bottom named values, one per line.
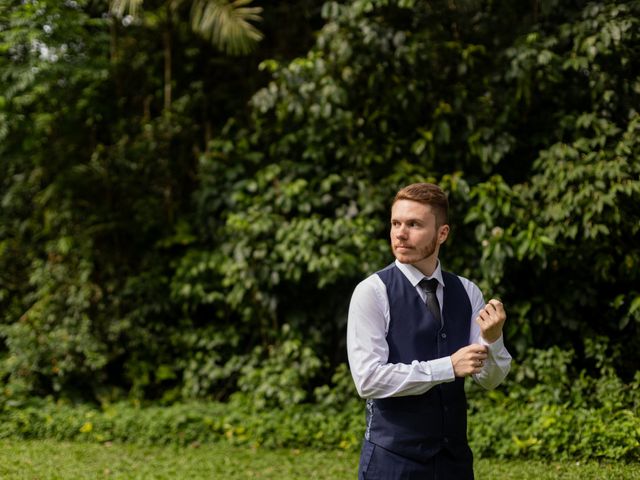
left=479, top=299, right=501, bottom=316
left=476, top=299, right=506, bottom=344
left=465, top=343, right=488, bottom=356
left=471, top=358, right=485, bottom=371
left=487, top=299, right=505, bottom=316
left=476, top=299, right=506, bottom=325
left=451, top=344, right=488, bottom=377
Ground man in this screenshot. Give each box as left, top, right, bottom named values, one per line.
left=347, top=183, right=511, bottom=479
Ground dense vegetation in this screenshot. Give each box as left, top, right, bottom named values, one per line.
left=1, top=0, right=639, bottom=462
left=2, top=346, right=639, bottom=461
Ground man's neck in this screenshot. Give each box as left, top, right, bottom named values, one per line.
left=411, top=257, right=439, bottom=277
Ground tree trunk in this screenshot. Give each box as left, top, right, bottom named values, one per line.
left=163, top=4, right=172, bottom=113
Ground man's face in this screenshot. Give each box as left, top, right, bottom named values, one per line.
left=390, top=199, right=449, bottom=273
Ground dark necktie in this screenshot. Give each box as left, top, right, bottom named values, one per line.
left=420, top=278, right=442, bottom=326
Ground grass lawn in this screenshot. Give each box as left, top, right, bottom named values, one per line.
left=0, top=440, right=638, bottom=479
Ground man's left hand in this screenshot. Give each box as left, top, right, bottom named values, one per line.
left=476, top=299, right=506, bottom=344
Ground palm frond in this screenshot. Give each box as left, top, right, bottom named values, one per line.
left=190, top=0, right=263, bottom=55
left=110, top=0, right=144, bottom=18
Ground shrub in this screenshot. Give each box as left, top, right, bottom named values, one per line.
left=1, top=346, right=638, bottom=461
left=467, top=344, right=640, bottom=461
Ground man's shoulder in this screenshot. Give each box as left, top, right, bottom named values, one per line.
left=444, top=271, right=483, bottom=303
left=350, top=271, right=388, bottom=306
left=354, top=270, right=387, bottom=291
left=374, top=262, right=398, bottom=282
left=454, top=273, right=480, bottom=289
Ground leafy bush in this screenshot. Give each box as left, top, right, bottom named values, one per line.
left=1, top=0, right=639, bottom=417
left=0, top=398, right=362, bottom=452
left=467, top=343, right=640, bottom=462
left=1, top=345, right=638, bottom=461
left=235, top=324, right=323, bottom=409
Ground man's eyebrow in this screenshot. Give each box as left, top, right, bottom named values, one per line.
left=391, top=217, right=424, bottom=223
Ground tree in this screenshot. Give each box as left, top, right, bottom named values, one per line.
left=0, top=0, right=324, bottom=403
left=465, top=1, right=640, bottom=367
left=2, top=0, right=638, bottom=404
left=184, top=0, right=640, bottom=401
left=110, top=0, right=262, bottom=111
left=112, top=0, right=262, bottom=54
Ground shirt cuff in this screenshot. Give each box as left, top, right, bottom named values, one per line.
left=418, top=356, right=455, bottom=383
left=480, top=333, right=505, bottom=351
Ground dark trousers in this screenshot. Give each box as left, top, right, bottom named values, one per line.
left=358, top=440, right=474, bottom=480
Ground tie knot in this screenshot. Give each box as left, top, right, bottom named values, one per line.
left=420, top=278, right=439, bottom=294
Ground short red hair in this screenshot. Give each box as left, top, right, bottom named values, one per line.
left=393, top=183, right=449, bottom=227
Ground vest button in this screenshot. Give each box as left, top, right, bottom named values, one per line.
left=443, top=437, right=449, bottom=444
left=441, top=333, right=447, bottom=339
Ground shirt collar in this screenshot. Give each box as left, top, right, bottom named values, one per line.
left=394, top=259, right=445, bottom=288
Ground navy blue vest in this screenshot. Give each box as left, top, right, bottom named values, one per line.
left=365, top=264, right=472, bottom=462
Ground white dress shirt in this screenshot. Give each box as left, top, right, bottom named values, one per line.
left=347, top=259, right=512, bottom=399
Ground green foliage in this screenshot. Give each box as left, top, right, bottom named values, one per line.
left=463, top=1, right=640, bottom=362
left=0, top=398, right=362, bottom=452
left=2, top=242, right=109, bottom=395
left=0, top=0, right=327, bottom=402
left=111, top=0, right=264, bottom=56
left=467, top=343, right=640, bottom=462
left=1, top=346, right=638, bottom=461
left=0, top=0, right=115, bottom=398
left=1, top=4, right=639, bottom=459
left=235, top=325, right=323, bottom=409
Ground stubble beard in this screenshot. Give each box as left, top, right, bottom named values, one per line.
left=392, top=234, right=438, bottom=265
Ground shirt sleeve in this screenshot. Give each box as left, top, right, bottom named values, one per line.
left=463, top=278, right=512, bottom=389
left=346, top=275, right=455, bottom=399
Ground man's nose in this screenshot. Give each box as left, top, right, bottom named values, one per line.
left=395, top=225, right=408, bottom=238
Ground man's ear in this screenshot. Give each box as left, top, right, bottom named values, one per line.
left=437, top=224, right=450, bottom=245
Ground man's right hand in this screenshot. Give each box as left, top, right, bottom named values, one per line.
left=451, top=344, right=488, bottom=377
